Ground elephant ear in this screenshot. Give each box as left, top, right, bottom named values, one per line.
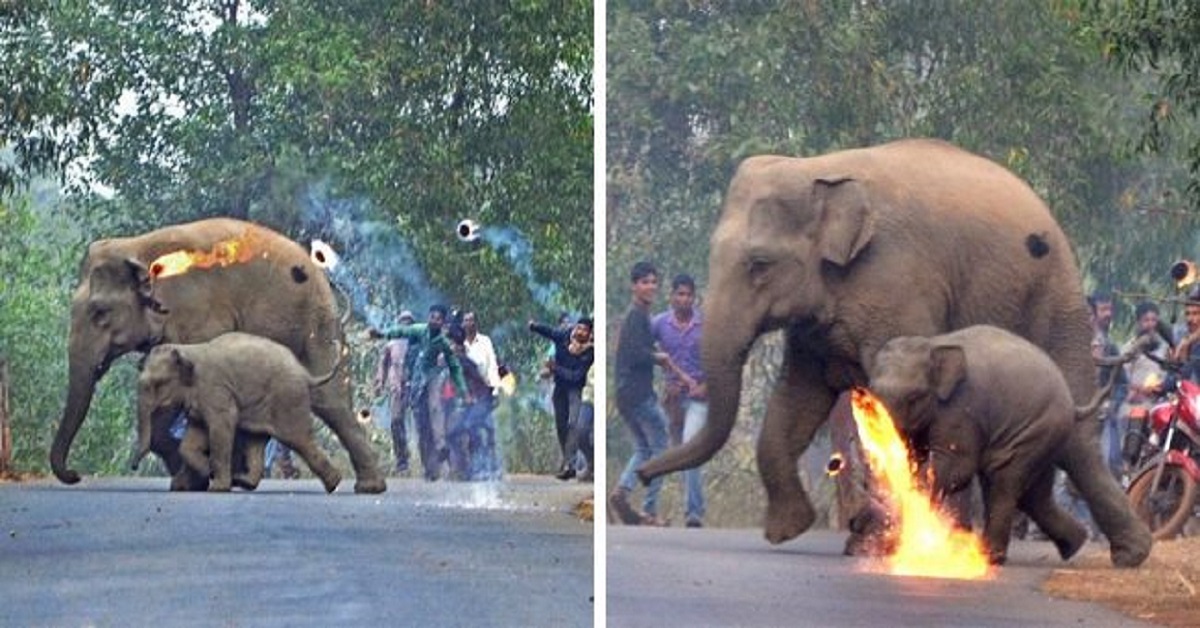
left=172, top=349, right=197, bottom=387
left=125, top=258, right=169, bottom=314
left=813, top=176, right=875, bottom=267
left=930, top=345, right=967, bottom=402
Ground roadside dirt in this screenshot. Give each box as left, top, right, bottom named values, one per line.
left=1043, top=536, right=1200, bottom=627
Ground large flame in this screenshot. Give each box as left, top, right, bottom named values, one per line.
left=849, top=387, right=993, bottom=579
left=149, top=228, right=266, bottom=280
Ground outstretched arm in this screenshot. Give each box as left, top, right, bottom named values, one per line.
left=529, top=321, right=568, bottom=344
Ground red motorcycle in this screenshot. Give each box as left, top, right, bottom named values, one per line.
left=1124, top=367, right=1200, bottom=540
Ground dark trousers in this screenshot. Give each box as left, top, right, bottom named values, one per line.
left=413, top=378, right=447, bottom=481
left=388, top=386, right=410, bottom=470
left=447, top=399, right=499, bottom=480
left=552, top=384, right=583, bottom=467
left=575, top=401, right=594, bottom=471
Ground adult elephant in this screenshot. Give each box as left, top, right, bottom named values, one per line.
left=636, top=138, right=1151, bottom=567
left=51, top=217, right=386, bottom=493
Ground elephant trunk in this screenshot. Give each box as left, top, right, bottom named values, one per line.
left=52, top=355, right=106, bottom=484
left=129, top=401, right=153, bottom=471
left=637, top=331, right=750, bottom=482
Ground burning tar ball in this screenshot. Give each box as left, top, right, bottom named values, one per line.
left=456, top=219, right=481, bottom=242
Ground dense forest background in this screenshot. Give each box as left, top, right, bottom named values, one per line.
left=0, top=1, right=593, bottom=477
left=606, top=2, right=1200, bottom=527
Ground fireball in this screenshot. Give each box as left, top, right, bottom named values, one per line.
left=849, top=387, right=993, bottom=580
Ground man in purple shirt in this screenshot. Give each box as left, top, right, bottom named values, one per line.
left=652, top=274, right=707, bottom=528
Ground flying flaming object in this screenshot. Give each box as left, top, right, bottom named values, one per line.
left=849, top=387, right=993, bottom=580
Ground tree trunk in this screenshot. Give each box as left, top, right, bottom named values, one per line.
left=0, top=356, right=10, bottom=475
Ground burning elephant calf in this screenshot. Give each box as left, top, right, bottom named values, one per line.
left=857, top=325, right=1126, bottom=568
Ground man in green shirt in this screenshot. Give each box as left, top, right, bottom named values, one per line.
left=370, top=304, right=472, bottom=481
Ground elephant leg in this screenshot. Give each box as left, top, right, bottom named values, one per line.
left=277, top=424, right=342, bottom=494
left=1057, top=427, right=1151, bottom=567
left=232, top=433, right=267, bottom=490
left=148, top=414, right=184, bottom=476
left=1044, top=311, right=1151, bottom=568
left=759, top=345, right=836, bottom=544
left=1019, top=467, right=1087, bottom=561
left=978, top=474, right=1022, bottom=566
left=306, top=332, right=385, bottom=493
left=205, top=415, right=236, bottom=492
left=173, top=424, right=211, bottom=491
left=311, top=378, right=385, bottom=494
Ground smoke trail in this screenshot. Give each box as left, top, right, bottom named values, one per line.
left=477, top=225, right=565, bottom=314
left=302, top=186, right=442, bottom=329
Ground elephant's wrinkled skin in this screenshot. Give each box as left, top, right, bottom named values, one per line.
left=636, top=138, right=1151, bottom=567
left=132, top=332, right=342, bottom=493
left=52, top=218, right=385, bottom=493
left=868, top=325, right=1102, bottom=565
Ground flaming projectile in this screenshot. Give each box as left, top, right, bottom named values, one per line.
left=826, top=452, right=845, bottom=477
left=456, top=219, right=481, bottom=243
left=310, top=239, right=341, bottom=269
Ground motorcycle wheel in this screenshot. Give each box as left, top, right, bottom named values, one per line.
left=1127, top=462, right=1198, bottom=541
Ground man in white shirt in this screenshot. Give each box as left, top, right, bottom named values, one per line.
left=462, top=311, right=501, bottom=393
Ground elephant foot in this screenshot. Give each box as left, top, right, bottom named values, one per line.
left=354, top=476, right=387, bottom=494
left=1052, top=525, right=1089, bottom=562
left=231, top=474, right=260, bottom=491
left=170, top=470, right=208, bottom=491
left=1108, top=525, right=1153, bottom=568
left=987, top=550, right=1008, bottom=566
left=764, top=495, right=816, bottom=544
left=207, top=483, right=232, bottom=492
left=320, top=470, right=343, bottom=494
left=843, top=500, right=897, bottom=557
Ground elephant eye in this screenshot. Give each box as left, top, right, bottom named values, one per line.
left=747, top=257, right=772, bottom=278
left=89, top=305, right=112, bottom=328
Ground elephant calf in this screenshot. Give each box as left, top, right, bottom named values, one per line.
left=133, top=332, right=343, bottom=493
left=867, top=325, right=1109, bottom=565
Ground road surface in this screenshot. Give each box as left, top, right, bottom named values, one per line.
left=2, top=476, right=594, bottom=627
left=607, top=526, right=1153, bottom=627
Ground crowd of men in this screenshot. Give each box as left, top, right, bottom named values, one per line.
left=366, top=305, right=595, bottom=483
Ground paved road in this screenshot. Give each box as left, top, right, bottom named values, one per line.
left=1, top=476, right=594, bottom=627
left=607, top=526, right=1154, bottom=628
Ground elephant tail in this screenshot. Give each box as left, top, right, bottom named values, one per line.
left=308, top=338, right=345, bottom=388
left=1077, top=339, right=1144, bottom=421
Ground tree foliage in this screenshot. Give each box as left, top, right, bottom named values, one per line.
left=1072, top=0, right=1200, bottom=204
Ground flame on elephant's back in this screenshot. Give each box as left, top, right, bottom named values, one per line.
left=149, top=227, right=267, bottom=280
left=849, top=387, right=992, bottom=580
